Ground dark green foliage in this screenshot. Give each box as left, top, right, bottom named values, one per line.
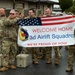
left=70, top=5, right=75, bottom=14
left=59, top=0, right=73, bottom=12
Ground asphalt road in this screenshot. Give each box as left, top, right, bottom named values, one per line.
left=0, top=47, right=75, bottom=75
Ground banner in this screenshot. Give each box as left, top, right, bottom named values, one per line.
left=17, top=15, right=75, bottom=47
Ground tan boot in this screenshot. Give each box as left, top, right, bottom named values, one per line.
left=46, top=61, right=51, bottom=64
left=9, top=64, right=16, bottom=69
left=46, top=59, right=52, bottom=64
left=54, top=58, right=59, bottom=65
left=32, top=61, right=38, bottom=65
left=66, top=67, right=73, bottom=72
left=0, top=67, right=8, bottom=72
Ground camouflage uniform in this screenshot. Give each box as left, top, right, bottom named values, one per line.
left=1, top=18, right=18, bottom=67
left=53, top=46, right=60, bottom=64
left=0, top=16, right=6, bottom=54
left=66, top=45, right=75, bottom=72
left=0, top=19, right=4, bottom=54
left=32, top=48, right=38, bottom=63
left=45, top=47, right=52, bottom=63
left=45, top=46, right=60, bottom=64
left=22, top=47, right=30, bottom=54
left=38, top=47, right=45, bottom=59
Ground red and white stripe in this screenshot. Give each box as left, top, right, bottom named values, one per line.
left=41, top=15, right=75, bottom=26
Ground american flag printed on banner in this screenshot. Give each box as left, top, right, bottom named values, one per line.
left=41, top=15, right=75, bottom=26
left=17, top=17, right=42, bottom=26
left=17, top=15, right=75, bottom=26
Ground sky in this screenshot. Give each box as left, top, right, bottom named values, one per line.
left=50, top=0, right=59, bottom=2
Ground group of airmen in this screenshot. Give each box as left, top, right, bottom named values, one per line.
left=0, top=7, right=75, bottom=72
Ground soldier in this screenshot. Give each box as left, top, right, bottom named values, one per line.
left=15, top=9, right=25, bottom=55
left=0, top=20, right=4, bottom=54
left=66, top=45, right=75, bottom=72
left=0, top=9, right=18, bottom=72
left=66, top=19, right=75, bottom=72
left=25, top=8, right=38, bottom=64
left=43, top=8, right=61, bottom=64
left=0, top=8, right=6, bottom=54
left=0, top=8, right=6, bottom=18
left=65, top=12, right=75, bottom=72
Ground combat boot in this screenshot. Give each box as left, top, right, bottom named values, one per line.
left=0, top=67, right=8, bottom=72
left=46, top=59, right=52, bottom=64
left=32, top=61, right=38, bottom=65
left=8, top=64, right=16, bottom=69
left=66, top=67, right=73, bottom=72
left=54, top=58, right=59, bottom=65
left=46, top=61, right=51, bottom=64
left=32, top=58, right=38, bottom=65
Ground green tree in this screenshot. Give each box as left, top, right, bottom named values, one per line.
left=59, top=0, right=73, bottom=12
left=70, top=0, right=75, bottom=14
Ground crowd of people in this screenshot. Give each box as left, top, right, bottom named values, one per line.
left=0, top=7, right=75, bottom=73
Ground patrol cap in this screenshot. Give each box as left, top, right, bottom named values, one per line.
left=10, top=9, right=16, bottom=14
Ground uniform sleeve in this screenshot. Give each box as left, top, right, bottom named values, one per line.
left=4, top=18, right=19, bottom=26
left=0, top=20, right=4, bottom=38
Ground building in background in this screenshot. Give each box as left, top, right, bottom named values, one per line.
left=0, top=0, right=59, bottom=16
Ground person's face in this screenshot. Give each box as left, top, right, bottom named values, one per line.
left=45, top=8, right=52, bottom=16
left=28, top=10, right=34, bottom=17
left=16, top=12, right=19, bottom=17
left=9, top=12, right=17, bottom=19
left=0, top=8, right=5, bottom=16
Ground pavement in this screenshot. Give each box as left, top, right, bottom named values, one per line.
left=0, top=47, right=75, bottom=75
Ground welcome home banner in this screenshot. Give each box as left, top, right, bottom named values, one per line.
left=17, top=15, right=75, bottom=47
